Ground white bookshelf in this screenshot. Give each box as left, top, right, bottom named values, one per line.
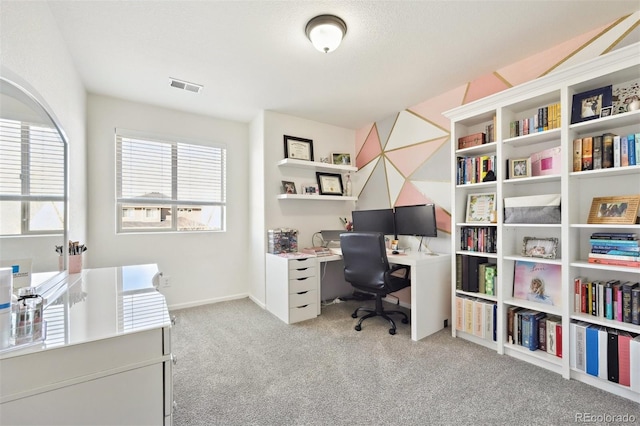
left=445, top=42, right=640, bottom=401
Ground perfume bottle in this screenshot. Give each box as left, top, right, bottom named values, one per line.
left=344, top=174, right=352, bottom=197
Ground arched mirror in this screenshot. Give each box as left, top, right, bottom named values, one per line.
left=0, top=75, right=68, bottom=289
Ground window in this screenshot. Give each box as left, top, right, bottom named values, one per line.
left=115, top=130, right=226, bottom=233
left=0, top=118, right=65, bottom=236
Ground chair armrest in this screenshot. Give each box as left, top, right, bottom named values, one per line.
left=387, top=264, right=410, bottom=280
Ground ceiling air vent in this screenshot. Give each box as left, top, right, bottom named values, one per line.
left=169, top=77, right=203, bottom=94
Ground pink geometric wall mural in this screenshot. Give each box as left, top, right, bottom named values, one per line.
left=408, top=86, right=467, bottom=131
left=355, top=123, right=374, bottom=156
left=356, top=124, right=382, bottom=169
left=463, top=73, right=511, bottom=105
left=386, top=136, right=448, bottom=178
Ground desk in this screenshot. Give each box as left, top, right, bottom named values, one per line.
left=318, top=252, right=451, bottom=341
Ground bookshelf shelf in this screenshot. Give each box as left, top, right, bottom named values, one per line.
left=445, top=43, right=640, bottom=402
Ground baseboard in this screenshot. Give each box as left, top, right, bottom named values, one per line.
left=167, top=292, right=249, bottom=311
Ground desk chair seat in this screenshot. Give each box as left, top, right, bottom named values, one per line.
left=340, top=232, right=411, bottom=335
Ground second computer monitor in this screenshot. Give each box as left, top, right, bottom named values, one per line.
left=352, top=208, right=395, bottom=235
left=394, top=204, right=438, bottom=237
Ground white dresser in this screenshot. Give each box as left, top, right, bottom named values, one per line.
left=0, top=264, right=173, bottom=426
left=265, top=254, right=319, bottom=324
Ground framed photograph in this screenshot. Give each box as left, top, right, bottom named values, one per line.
left=316, top=172, right=343, bottom=196
left=331, top=153, right=351, bottom=165
left=281, top=181, right=296, bottom=195
left=509, top=157, right=531, bottom=179
left=599, top=106, right=612, bottom=118
left=513, top=260, right=562, bottom=306
left=522, top=237, right=558, bottom=259
left=587, top=195, right=640, bottom=224
left=571, top=85, right=612, bottom=124
left=283, top=135, right=314, bottom=161
left=612, top=78, right=640, bottom=115
left=465, top=192, right=497, bottom=223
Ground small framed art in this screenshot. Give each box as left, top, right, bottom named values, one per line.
left=600, top=106, right=612, bottom=117
left=465, top=192, right=497, bottom=224
left=587, top=195, right=640, bottom=224
left=513, top=260, right=561, bottom=306
left=281, top=181, right=296, bottom=195
left=331, top=153, right=351, bottom=165
left=522, top=237, right=558, bottom=259
left=571, top=85, right=612, bottom=124
left=284, top=135, right=314, bottom=161
left=316, top=172, right=343, bottom=196
left=509, top=158, right=531, bottom=179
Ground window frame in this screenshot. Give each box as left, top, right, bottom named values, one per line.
left=115, top=129, right=226, bottom=234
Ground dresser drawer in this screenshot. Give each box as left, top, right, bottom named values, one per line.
left=289, top=303, right=317, bottom=323
left=289, top=266, right=315, bottom=280
left=289, top=289, right=316, bottom=307
left=288, top=257, right=315, bottom=270
left=289, top=276, right=316, bottom=293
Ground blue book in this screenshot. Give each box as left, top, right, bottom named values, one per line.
left=629, top=133, right=636, bottom=166
left=585, top=325, right=599, bottom=376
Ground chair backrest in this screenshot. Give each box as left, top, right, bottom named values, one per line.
left=340, top=232, right=390, bottom=290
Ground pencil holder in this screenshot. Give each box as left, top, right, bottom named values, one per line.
left=59, top=255, right=83, bottom=274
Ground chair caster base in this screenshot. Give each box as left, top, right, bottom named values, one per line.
left=401, top=318, right=409, bottom=324
left=389, top=328, right=396, bottom=335
left=355, top=325, right=362, bottom=331
left=351, top=313, right=358, bottom=319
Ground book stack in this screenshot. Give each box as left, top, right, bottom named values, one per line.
left=456, top=255, right=497, bottom=295
left=588, top=232, right=639, bottom=268
left=573, top=276, right=640, bottom=325
left=454, top=296, right=497, bottom=342
left=573, top=132, right=639, bottom=171
left=460, top=226, right=497, bottom=253
left=508, top=102, right=561, bottom=137
left=455, top=154, right=497, bottom=184
left=570, top=321, right=640, bottom=391
left=506, top=306, right=562, bottom=356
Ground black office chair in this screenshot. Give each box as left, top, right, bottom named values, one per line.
left=340, top=232, right=410, bottom=335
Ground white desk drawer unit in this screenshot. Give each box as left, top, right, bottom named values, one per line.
left=266, top=254, right=318, bottom=324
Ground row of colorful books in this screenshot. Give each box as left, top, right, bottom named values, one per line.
left=573, top=132, right=640, bottom=172
left=460, top=226, right=497, bottom=253
left=455, top=255, right=497, bottom=295
left=455, top=154, right=497, bottom=185
left=573, top=277, right=640, bottom=324
left=570, top=321, right=640, bottom=391
left=588, top=232, right=639, bottom=268
left=454, top=296, right=497, bottom=341
left=507, top=306, right=562, bottom=357
left=508, top=102, right=561, bottom=138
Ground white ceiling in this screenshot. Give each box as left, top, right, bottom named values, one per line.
left=47, top=0, right=640, bottom=130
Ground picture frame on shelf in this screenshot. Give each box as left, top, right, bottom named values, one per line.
left=331, top=152, right=351, bottom=165
left=587, top=195, right=640, bottom=224
left=612, top=78, right=639, bottom=115
left=513, top=260, right=562, bottom=306
left=509, top=157, right=531, bottom=179
left=522, top=237, right=558, bottom=259
left=283, top=135, right=314, bottom=161
left=599, top=106, right=612, bottom=118
left=465, top=192, right=496, bottom=224
left=316, top=172, right=343, bottom=196
left=281, top=181, right=296, bottom=195
left=570, top=85, right=612, bottom=124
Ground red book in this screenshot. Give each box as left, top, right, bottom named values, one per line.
left=556, top=322, right=563, bottom=358
left=618, top=332, right=632, bottom=386
left=581, top=282, right=589, bottom=313
left=588, top=257, right=640, bottom=268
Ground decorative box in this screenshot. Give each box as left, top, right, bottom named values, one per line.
left=504, top=194, right=561, bottom=224
left=267, top=228, right=298, bottom=253
left=530, top=146, right=561, bottom=176
left=458, top=132, right=486, bottom=150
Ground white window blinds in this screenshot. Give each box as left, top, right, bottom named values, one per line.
left=115, top=131, right=226, bottom=232
left=0, top=118, right=65, bottom=235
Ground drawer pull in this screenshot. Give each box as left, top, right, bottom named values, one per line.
left=297, top=291, right=308, bottom=295
left=296, top=305, right=309, bottom=309
left=296, top=277, right=308, bottom=281
left=296, top=267, right=309, bottom=271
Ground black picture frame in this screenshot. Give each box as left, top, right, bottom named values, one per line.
left=284, top=135, right=314, bottom=161
left=316, top=172, right=343, bottom=196
left=571, top=85, right=612, bottom=124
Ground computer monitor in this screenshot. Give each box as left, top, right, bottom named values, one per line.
left=351, top=208, right=395, bottom=235
left=394, top=204, right=438, bottom=237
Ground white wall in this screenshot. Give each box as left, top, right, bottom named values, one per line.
left=248, top=111, right=266, bottom=307
left=86, top=94, right=249, bottom=309
left=0, top=1, right=87, bottom=272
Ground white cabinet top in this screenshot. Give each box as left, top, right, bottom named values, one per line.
left=1, top=264, right=170, bottom=360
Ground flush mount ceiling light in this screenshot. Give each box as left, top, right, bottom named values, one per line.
left=305, top=14, right=347, bottom=53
